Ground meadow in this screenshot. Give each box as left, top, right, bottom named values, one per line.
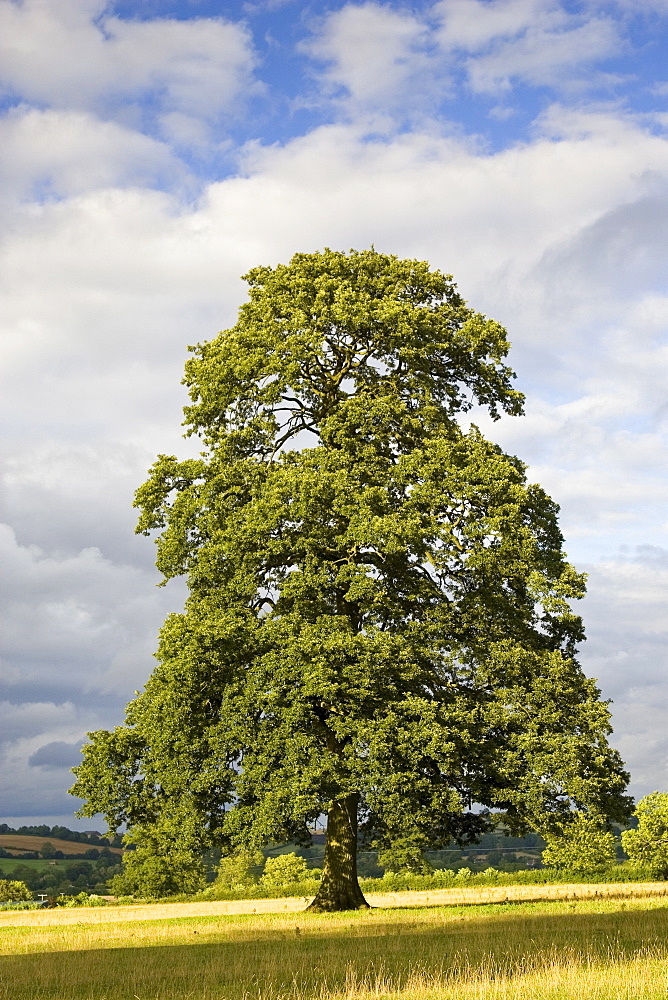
left=0, top=859, right=61, bottom=874
left=0, top=835, right=121, bottom=857
left=2, top=896, right=668, bottom=1000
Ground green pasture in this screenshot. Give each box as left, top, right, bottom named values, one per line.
left=0, top=859, right=66, bottom=874
left=3, top=897, right=668, bottom=999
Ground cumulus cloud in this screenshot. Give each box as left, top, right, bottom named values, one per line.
left=302, top=2, right=443, bottom=117
left=0, top=524, right=186, bottom=699
left=0, top=0, right=258, bottom=138
left=1, top=1, right=668, bottom=821
left=436, top=0, right=622, bottom=94
left=0, top=523, right=185, bottom=814
left=1, top=737, right=89, bottom=816
left=579, top=548, right=668, bottom=796
left=436, top=0, right=550, bottom=51
left=0, top=700, right=79, bottom=746
left=0, top=108, right=181, bottom=206
left=28, top=740, right=84, bottom=770
left=301, top=0, right=626, bottom=123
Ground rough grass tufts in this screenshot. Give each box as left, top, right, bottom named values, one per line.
left=2, top=897, right=668, bottom=999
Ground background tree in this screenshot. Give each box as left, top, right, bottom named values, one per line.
left=377, top=838, right=434, bottom=876
left=0, top=879, right=32, bottom=902
left=209, top=848, right=264, bottom=892
left=541, top=813, right=616, bottom=874
left=621, top=793, right=668, bottom=878
left=71, top=248, right=631, bottom=910
left=260, top=853, right=317, bottom=888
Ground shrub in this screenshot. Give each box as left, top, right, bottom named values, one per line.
left=110, top=843, right=206, bottom=898
left=622, top=792, right=668, bottom=878
left=0, top=879, right=32, bottom=902
left=58, top=892, right=107, bottom=907
left=542, top=814, right=617, bottom=874
left=260, top=853, right=320, bottom=887
left=199, top=849, right=265, bottom=899
left=377, top=839, right=434, bottom=875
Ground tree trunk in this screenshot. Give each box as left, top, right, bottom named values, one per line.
left=306, top=794, right=370, bottom=912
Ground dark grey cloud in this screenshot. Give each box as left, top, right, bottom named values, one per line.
left=28, top=740, right=84, bottom=770
left=539, top=188, right=668, bottom=305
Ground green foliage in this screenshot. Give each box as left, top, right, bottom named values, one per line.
left=377, top=838, right=434, bottom=875
left=58, top=892, right=108, bottom=907
left=0, top=879, right=32, bottom=902
left=260, top=853, right=320, bottom=887
left=367, top=864, right=653, bottom=893
left=71, top=248, right=631, bottom=894
left=110, top=826, right=206, bottom=899
left=0, top=858, right=121, bottom=896
left=541, top=813, right=617, bottom=873
left=190, top=864, right=655, bottom=901
left=622, top=793, right=668, bottom=878
left=212, top=849, right=264, bottom=891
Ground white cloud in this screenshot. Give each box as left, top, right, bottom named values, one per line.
left=0, top=523, right=185, bottom=699
left=436, top=0, right=622, bottom=94
left=0, top=107, right=180, bottom=204
left=468, top=19, right=620, bottom=93
left=1, top=60, right=668, bottom=814
left=0, top=700, right=79, bottom=745
left=0, top=0, right=258, bottom=130
left=302, top=2, right=443, bottom=116
left=2, top=444, right=161, bottom=562
left=613, top=0, right=668, bottom=11
left=436, top=0, right=553, bottom=52
left=580, top=549, right=668, bottom=797
left=0, top=699, right=86, bottom=814
left=0, top=731, right=91, bottom=815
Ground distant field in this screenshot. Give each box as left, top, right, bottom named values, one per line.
left=0, top=835, right=122, bottom=857
left=0, top=858, right=110, bottom=875
left=2, top=897, right=668, bottom=999
left=0, top=859, right=65, bottom=874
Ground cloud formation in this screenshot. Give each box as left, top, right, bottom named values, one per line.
left=436, top=0, right=622, bottom=95
left=29, top=740, right=84, bottom=770
left=0, top=0, right=258, bottom=141
left=302, top=3, right=440, bottom=117
left=1, top=0, right=668, bottom=824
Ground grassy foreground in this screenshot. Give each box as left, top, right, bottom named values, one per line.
left=2, top=897, right=668, bottom=1000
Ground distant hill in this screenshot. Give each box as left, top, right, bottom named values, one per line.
left=0, top=834, right=122, bottom=857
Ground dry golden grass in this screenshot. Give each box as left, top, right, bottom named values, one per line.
left=1, top=880, right=666, bottom=927
left=2, top=895, right=668, bottom=999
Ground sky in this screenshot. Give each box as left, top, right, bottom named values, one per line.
left=1, top=0, right=667, bottom=831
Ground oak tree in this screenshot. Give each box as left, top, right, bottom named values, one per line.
left=71, top=249, right=631, bottom=909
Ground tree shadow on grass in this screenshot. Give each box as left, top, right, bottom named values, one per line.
left=2, top=904, right=668, bottom=1000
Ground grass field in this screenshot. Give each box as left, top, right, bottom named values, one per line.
left=0, top=834, right=122, bottom=857
left=0, top=858, right=74, bottom=874
left=2, top=896, right=668, bottom=999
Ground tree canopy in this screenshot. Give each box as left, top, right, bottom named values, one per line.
left=71, top=248, right=631, bottom=909
left=622, top=793, right=668, bottom=878
left=541, top=813, right=617, bottom=874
